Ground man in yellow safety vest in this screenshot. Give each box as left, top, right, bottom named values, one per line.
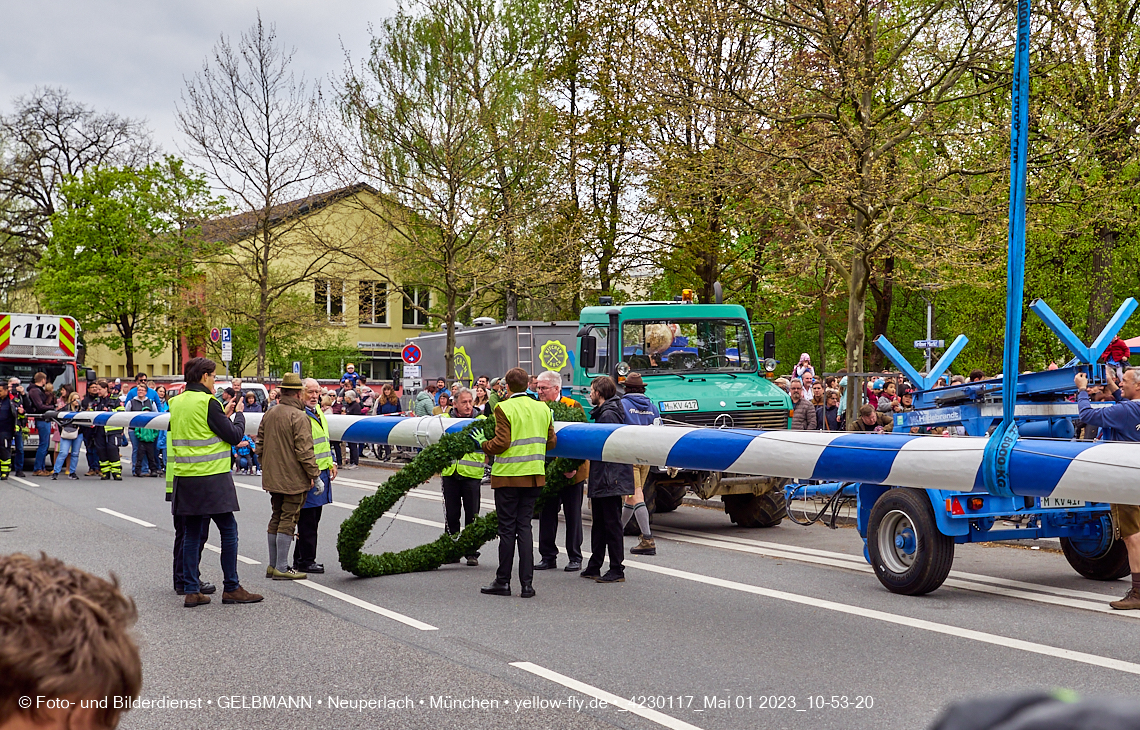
left=441, top=387, right=484, bottom=567
left=293, top=378, right=337, bottom=573
left=169, top=357, right=263, bottom=608
left=478, top=368, right=556, bottom=598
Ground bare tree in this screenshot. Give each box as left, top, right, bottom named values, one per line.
left=178, top=16, right=336, bottom=377
left=339, top=0, right=564, bottom=377
left=0, top=87, right=154, bottom=286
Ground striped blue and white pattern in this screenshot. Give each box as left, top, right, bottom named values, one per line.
left=55, top=412, right=1139, bottom=503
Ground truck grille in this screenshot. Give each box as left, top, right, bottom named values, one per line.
left=663, top=409, right=789, bottom=430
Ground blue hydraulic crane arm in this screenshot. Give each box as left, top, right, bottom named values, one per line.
left=982, top=0, right=1033, bottom=497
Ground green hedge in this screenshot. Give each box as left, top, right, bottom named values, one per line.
left=337, top=401, right=587, bottom=577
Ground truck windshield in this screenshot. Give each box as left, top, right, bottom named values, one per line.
left=0, top=362, right=75, bottom=392
left=621, top=319, right=757, bottom=374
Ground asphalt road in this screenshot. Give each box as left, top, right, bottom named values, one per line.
left=2, top=454, right=1139, bottom=730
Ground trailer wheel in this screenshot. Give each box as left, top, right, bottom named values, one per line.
left=722, top=492, right=786, bottom=528
left=1060, top=536, right=1130, bottom=581
left=867, top=488, right=954, bottom=595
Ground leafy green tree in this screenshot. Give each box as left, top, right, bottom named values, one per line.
left=37, top=158, right=225, bottom=374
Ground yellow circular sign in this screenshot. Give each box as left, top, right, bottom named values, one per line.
left=539, top=340, right=569, bottom=371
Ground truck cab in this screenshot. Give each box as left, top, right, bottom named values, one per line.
left=573, top=297, right=792, bottom=527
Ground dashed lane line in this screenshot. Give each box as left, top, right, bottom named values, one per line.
left=97, top=507, right=156, bottom=528
left=510, top=662, right=704, bottom=730
left=296, top=580, right=439, bottom=631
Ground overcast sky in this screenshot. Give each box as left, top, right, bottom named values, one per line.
left=0, top=0, right=399, bottom=153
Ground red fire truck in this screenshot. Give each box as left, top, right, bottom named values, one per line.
left=0, top=313, right=90, bottom=458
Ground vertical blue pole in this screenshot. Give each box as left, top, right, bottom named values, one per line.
left=983, top=0, right=1032, bottom=497
left=1002, top=0, right=1032, bottom=426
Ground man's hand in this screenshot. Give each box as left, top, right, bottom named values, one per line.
left=312, top=478, right=325, bottom=496
left=330, top=463, right=338, bottom=480
left=224, top=399, right=237, bottom=416
left=1075, top=372, right=1088, bottom=391
left=1105, top=368, right=1119, bottom=393
left=564, top=469, right=577, bottom=480
left=235, top=399, right=244, bottom=413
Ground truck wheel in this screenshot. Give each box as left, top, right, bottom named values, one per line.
left=722, top=492, right=786, bottom=528
left=867, top=488, right=954, bottom=595
left=651, top=477, right=687, bottom=514
left=1060, top=535, right=1130, bottom=581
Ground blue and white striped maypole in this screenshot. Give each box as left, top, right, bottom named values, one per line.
left=55, top=411, right=1140, bottom=506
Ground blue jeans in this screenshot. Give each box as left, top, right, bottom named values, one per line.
left=13, top=431, right=23, bottom=472
left=33, top=419, right=51, bottom=472
left=129, top=431, right=151, bottom=475
left=53, top=434, right=83, bottom=475
left=182, top=512, right=240, bottom=594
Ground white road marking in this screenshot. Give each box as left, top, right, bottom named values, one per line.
left=97, top=508, right=156, bottom=528
left=10, top=476, right=38, bottom=487
left=625, top=560, right=1140, bottom=676
left=510, top=662, right=705, bottom=730
left=201, top=543, right=261, bottom=565
left=298, top=580, right=438, bottom=631
left=233, top=482, right=1140, bottom=674
left=653, top=523, right=1127, bottom=596
left=650, top=526, right=1133, bottom=618
left=303, top=478, right=1131, bottom=615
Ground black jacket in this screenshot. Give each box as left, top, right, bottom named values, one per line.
left=587, top=397, right=634, bottom=499
left=816, top=404, right=842, bottom=431
left=26, top=384, right=51, bottom=414
left=170, top=383, right=247, bottom=515
left=0, top=396, right=19, bottom=435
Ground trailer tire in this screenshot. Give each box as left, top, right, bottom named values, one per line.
left=722, top=492, right=786, bottom=528
left=1060, top=536, right=1130, bottom=581
left=867, top=488, right=954, bottom=595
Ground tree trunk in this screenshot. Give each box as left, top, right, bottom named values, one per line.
left=843, top=254, right=870, bottom=430
left=868, top=256, right=894, bottom=371
left=1087, top=227, right=1116, bottom=338
left=818, top=267, right=830, bottom=373
left=505, top=288, right=518, bottom=321
left=121, top=316, right=135, bottom=376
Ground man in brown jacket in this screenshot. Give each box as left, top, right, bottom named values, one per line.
left=256, top=372, right=320, bottom=580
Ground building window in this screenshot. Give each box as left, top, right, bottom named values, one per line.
left=316, top=279, right=345, bottom=324
left=403, top=287, right=430, bottom=327
left=359, top=281, right=388, bottom=325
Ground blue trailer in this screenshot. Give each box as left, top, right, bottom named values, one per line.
left=790, top=298, right=1136, bottom=595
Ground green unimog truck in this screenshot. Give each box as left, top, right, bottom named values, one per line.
left=572, top=294, right=792, bottom=528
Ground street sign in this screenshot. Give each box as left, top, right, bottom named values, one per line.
left=292, top=361, right=302, bottom=375
left=221, top=342, right=232, bottom=362
left=220, top=327, right=232, bottom=343
left=209, top=327, right=221, bottom=343
left=914, top=339, right=945, bottom=349
left=403, top=364, right=421, bottom=378
left=401, top=343, right=422, bottom=365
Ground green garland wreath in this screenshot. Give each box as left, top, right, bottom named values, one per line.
left=337, top=400, right=587, bottom=577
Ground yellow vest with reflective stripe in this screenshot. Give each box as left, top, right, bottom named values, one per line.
left=309, top=408, right=335, bottom=471
left=491, top=395, right=552, bottom=478
left=441, top=412, right=484, bottom=478
left=169, top=389, right=233, bottom=477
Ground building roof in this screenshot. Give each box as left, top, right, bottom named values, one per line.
left=201, top=182, right=380, bottom=242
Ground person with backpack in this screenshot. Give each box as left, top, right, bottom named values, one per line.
left=619, top=373, right=661, bottom=556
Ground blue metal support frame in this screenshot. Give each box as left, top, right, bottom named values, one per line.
left=1029, top=297, right=1138, bottom=364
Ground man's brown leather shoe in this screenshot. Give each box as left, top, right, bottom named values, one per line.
left=222, top=586, right=264, bottom=604
left=1110, top=588, right=1140, bottom=610
left=183, top=593, right=210, bottom=608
